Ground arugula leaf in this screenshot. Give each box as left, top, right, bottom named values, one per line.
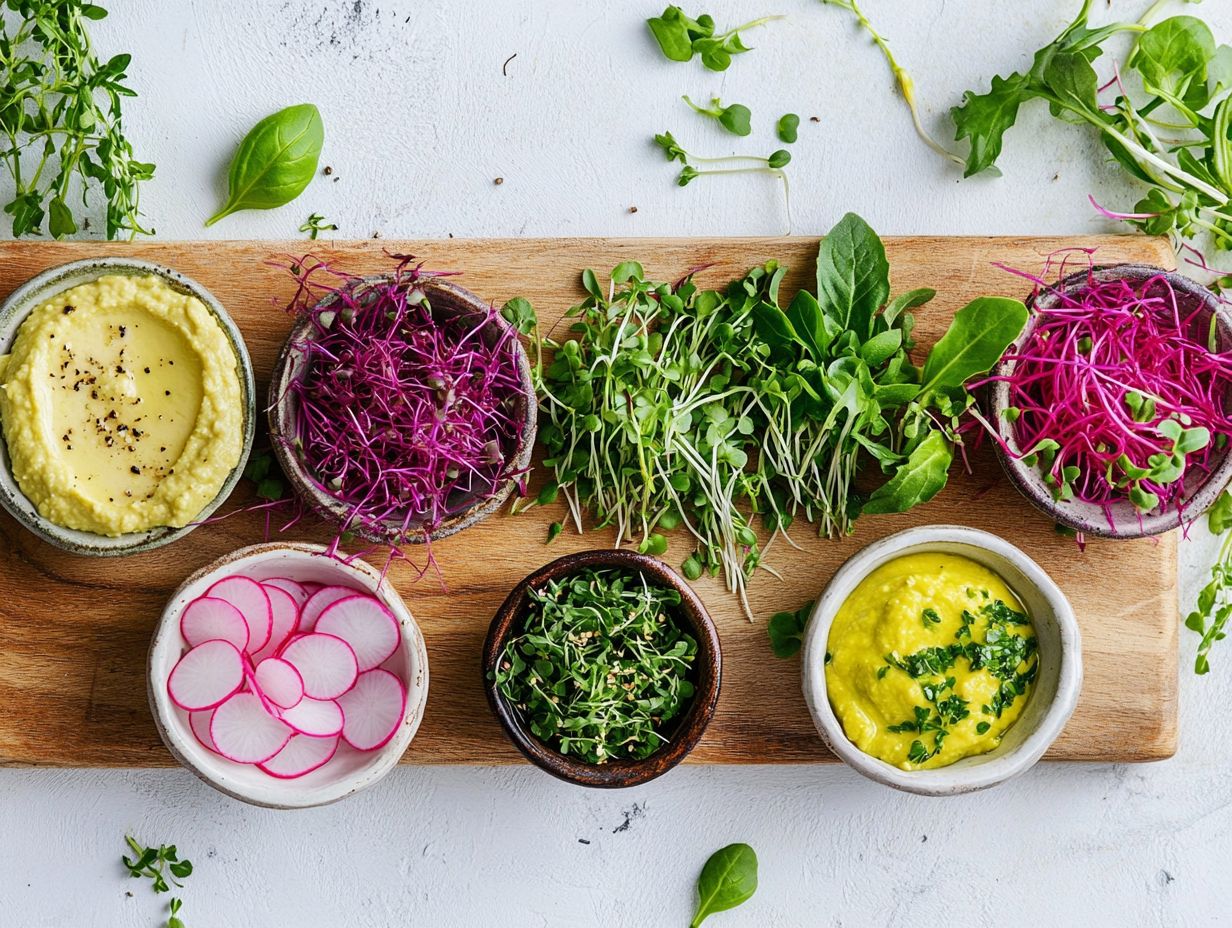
left=951, top=73, right=1034, bottom=177
left=816, top=212, right=890, bottom=340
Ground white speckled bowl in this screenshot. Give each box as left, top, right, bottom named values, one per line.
left=801, top=526, right=1082, bottom=796
left=147, top=543, right=429, bottom=809
left=0, top=258, right=256, bottom=556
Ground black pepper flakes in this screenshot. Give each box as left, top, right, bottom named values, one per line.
left=130, top=466, right=141, bottom=475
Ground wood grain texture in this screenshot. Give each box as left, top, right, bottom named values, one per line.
left=0, top=235, right=1178, bottom=767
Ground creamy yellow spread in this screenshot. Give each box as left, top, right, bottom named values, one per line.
left=826, top=552, right=1038, bottom=770
left=0, top=273, right=243, bottom=536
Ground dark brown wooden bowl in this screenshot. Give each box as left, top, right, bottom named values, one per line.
left=268, top=276, right=536, bottom=545
left=482, top=549, right=722, bottom=788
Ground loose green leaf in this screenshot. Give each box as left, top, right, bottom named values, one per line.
left=682, top=95, right=752, bottom=136
left=206, top=103, right=324, bottom=226
left=920, top=297, right=1028, bottom=398
left=862, top=429, right=953, bottom=515
left=816, top=212, right=890, bottom=339
left=299, top=211, right=337, bottom=239
left=1209, top=489, right=1232, bottom=534
left=691, top=843, right=758, bottom=927
left=768, top=601, right=813, bottom=658
left=777, top=113, right=800, bottom=143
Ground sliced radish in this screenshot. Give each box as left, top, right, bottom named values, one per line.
left=253, top=658, right=304, bottom=709
left=252, top=584, right=300, bottom=663
left=179, top=597, right=249, bottom=652
left=168, top=639, right=245, bottom=711
left=280, top=633, right=358, bottom=699
left=336, top=669, right=406, bottom=751
left=258, top=734, right=339, bottom=779
left=279, top=696, right=345, bottom=737
left=207, top=575, right=273, bottom=655
left=298, top=584, right=360, bottom=632
left=189, top=709, right=218, bottom=754
left=314, top=595, right=400, bottom=672
left=263, top=576, right=310, bottom=607
left=209, top=692, right=293, bottom=764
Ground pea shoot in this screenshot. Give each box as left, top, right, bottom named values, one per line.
left=122, top=836, right=192, bottom=927
left=493, top=567, right=698, bottom=764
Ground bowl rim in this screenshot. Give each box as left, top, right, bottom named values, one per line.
left=988, top=262, right=1232, bottom=539
left=800, top=525, right=1083, bottom=796
left=146, top=541, right=430, bottom=809
left=267, top=274, right=537, bottom=545
left=0, top=257, right=256, bottom=556
left=481, top=549, right=722, bottom=788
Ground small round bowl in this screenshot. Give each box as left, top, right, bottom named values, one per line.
left=482, top=549, right=721, bottom=788
left=988, top=263, right=1232, bottom=538
left=801, top=525, right=1082, bottom=796
left=147, top=542, right=429, bottom=809
left=268, top=276, right=536, bottom=545
left=0, top=258, right=256, bottom=556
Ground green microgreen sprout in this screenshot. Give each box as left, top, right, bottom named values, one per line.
left=777, top=112, right=800, bottom=143
left=491, top=567, right=697, bottom=764
left=122, top=836, right=192, bottom=927
left=768, top=600, right=814, bottom=657
left=299, top=211, right=337, bottom=239
left=1187, top=489, right=1232, bottom=673
left=654, top=130, right=792, bottom=231
left=647, top=5, right=785, bottom=71
left=681, top=95, right=753, bottom=136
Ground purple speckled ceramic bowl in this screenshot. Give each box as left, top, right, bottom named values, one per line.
left=988, top=263, right=1232, bottom=539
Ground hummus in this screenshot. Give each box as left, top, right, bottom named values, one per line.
left=0, top=273, right=244, bottom=536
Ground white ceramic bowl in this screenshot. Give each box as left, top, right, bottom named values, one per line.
left=801, top=525, right=1082, bottom=796
left=147, top=543, right=429, bottom=809
left=0, top=258, right=256, bottom=556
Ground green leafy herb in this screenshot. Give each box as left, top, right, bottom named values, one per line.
left=492, top=567, right=697, bottom=763
left=776, top=112, right=800, bottom=143
left=1211, top=489, right=1232, bottom=534
left=819, top=0, right=964, bottom=167
left=681, top=95, right=752, bottom=136
left=1186, top=495, right=1232, bottom=673
left=647, top=6, right=783, bottom=71
left=1, top=0, right=155, bottom=239
left=768, top=600, right=813, bottom=657
left=922, top=607, right=942, bottom=627
left=243, top=450, right=285, bottom=501
left=205, top=103, right=324, bottom=226
left=299, top=211, right=337, bottom=239
left=546, top=520, right=563, bottom=543
left=654, top=131, right=792, bottom=227
left=122, top=836, right=192, bottom=927
left=691, top=843, right=758, bottom=927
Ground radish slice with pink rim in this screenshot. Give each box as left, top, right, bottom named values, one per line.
left=209, top=692, right=293, bottom=764
left=168, top=639, right=245, bottom=711
left=337, top=669, right=406, bottom=751
left=251, top=584, right=300, bottom=663
left=180, top=597, right=248, bottom=652
left=253, top=658, right=305, bottom=709
left=207, top=576, right=273, bottom=654
left=258, top=734, right=339, bottom=779
left=314, top=595, right=400, bottom=672
left=298, top=585, right=360, bottom=633
left=189, top=709, right=218, bottom=754
left=280, top=633, right=358, bottom=699
left=263, top=577, right=310, bottom=608
left=279, top=697, right=345, bottom=737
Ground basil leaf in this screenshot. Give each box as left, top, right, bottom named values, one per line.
left=920, top=296, right=1028, bottom=398
left=205, top=103, right=324, bottom=226
left=816, top=211, right=889, bottom=340
left=862, top=429, right=953, bottom=515
left=691, top=843, right=758, bottom=927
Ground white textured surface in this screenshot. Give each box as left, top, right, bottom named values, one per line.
left=4, top=1, right=1232, bottom=925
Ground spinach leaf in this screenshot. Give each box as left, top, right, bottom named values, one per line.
left=1131, top=15, right=1216, bottom=111
left=206, top=103, right=324, bottom=226
left=691, top=843, right=758, bottom=927
left=862, top=429, right=953, bottom=515
left=816, top=211, right=890, bottom=340
left=784, top=289, right=824, bottom=356
left=882, top=286, right=935, bottom=329
left=920, top=296, right=1028, bottom=398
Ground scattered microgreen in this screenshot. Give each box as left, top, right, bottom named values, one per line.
left=546, top=520, right=563, bottom=543
left=299, top=211, right=337, bottom=239
left=691, top=843, right=758, bottom=927
left=492, top=567, right=697, bottom=764
left=1186, top=497, right=1232, bottom=673
left=647, top=5, right=784, bottom=71
left=654, top=131, right=792, bottom=229
left=243, top=449, right=285, bottom=501
left=819, top=0, right=964, bottom=166
left=768, top=600, right=813, bottom=657
left=681, top=95, right=753, bottom=136
left=1, top=0, right=156, bottom=239
left=122, top=836, right=192, bottom=927
left=776, top=112, right=800, bottom=143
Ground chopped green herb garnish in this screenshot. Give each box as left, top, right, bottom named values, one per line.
left=922, top=607, right=942, bottom=627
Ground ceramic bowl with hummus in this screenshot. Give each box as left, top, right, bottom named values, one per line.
left=0, top=258, right=255, bottom=555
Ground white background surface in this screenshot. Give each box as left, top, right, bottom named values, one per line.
left=3, top=1, right=1232, bottom=925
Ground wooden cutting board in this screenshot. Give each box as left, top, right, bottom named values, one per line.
left=0, top=235, right=1179, bottom=767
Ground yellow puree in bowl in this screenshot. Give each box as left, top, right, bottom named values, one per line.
left=0, top=273, right=243, bottom=536
left=825, top=552, right=1038, bottom=770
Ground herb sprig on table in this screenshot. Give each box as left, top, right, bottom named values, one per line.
left=691, top=843, right=758, bottom=927
left=122, top=836, right=192, bottom=928
left=492, top=567, right=698, bottom=764
left=0, top=0, right=155, bottom=239
left=647, top=5, right=783, bottom=71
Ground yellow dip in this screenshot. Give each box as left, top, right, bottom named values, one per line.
left=0, top=273, right=244, bottom=536
left=825, top=552, right=1038, bottom=770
